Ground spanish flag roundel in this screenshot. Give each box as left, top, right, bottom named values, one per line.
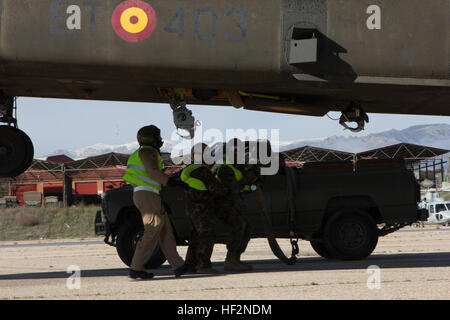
left=112, top=0, right=157, bottom=42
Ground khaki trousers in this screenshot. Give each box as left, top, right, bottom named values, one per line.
left=130, top=190, right=184, bottom=271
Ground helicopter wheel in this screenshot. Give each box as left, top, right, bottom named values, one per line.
left=0, top=126, right=34, bottom=177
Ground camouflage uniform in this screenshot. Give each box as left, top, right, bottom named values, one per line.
left=214, top=164, right=253, bottom=257
left=184, top=166, right=226, bottom=270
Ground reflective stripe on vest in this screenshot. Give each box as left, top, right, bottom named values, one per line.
left=134, top=186, right=161, bottom=193
left=181, top=164, right=208, bottom=191
left=123, top=146, right=162, bottom=194
left=216, top=163, right=251, bottom=192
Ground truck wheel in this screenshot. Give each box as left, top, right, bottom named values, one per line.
left=323, top=209, right=378, bottom=261
left=116, top=216, right=167, bottom=269
left=310, top=240, right=335, bottom=259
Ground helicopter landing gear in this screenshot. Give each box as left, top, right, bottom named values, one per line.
left=0, top=95, right=34, bottom=177
left=338, top=102, right=369, bottom=133
left=167, top=89, right=200, bottom=140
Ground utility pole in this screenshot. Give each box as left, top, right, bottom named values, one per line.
left=62, top=164, right=72, bottom=207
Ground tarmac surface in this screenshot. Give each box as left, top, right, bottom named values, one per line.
left=0, top=226, right=449, bottom=300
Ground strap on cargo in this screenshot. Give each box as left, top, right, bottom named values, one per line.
left=285, top=166, right=299, bottom=258
left=255, top=183, right=298, bottom=265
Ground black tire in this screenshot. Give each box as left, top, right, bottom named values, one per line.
left=310, top=240, right=335, bottom=259
left=116, top=216, right=167, bottom=269
left=0, top=126, right=34, bottom=177
left=323, top=209, right=379, bottom=261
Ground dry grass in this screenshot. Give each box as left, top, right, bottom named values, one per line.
left=0, top=206, right=100, bottom=241
left=16, top=215, right=41, bottom=227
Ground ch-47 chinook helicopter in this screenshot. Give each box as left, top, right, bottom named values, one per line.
left=0, top=0, right=449, bottom=177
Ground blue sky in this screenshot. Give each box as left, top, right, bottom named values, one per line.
left=17, top=97, right=450, bottom=157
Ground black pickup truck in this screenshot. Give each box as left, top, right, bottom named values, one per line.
left=95, top=158, right=428, bottom=269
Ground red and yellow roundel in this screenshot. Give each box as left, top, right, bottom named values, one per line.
left=112, top=0, right=157, bottom=42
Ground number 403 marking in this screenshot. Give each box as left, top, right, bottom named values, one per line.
left=164, top=7, right=247, bottom=43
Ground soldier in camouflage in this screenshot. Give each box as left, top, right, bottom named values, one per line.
left=215, top=138, right=260, bottom=272
left=182, top=143, right=228, bottom=274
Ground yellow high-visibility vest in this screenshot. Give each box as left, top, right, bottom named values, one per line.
left=216, top=163, right=251, bottom=192
left=123, top=146, right=162, bottom=194
left=181, top=164, right=208, bottom=191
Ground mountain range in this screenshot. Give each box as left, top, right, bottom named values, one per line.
left=280, top=123, right=450, bottom=153
left=46, top=123, right=450, bottom=159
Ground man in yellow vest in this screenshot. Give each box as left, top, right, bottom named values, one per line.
left=181, top=143, right=227, bottom=274
left=123, top=125, right=189, bottom=279
left=215, top=139, right=260, bottom=272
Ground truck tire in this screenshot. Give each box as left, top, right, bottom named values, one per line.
left=323, top=209, right=379, bottom=261
left=310, top=241, right=335, bottom=259
left=116, top=216, right=167, bottom=269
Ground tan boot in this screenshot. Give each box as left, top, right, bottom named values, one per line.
left=224, top=252, right=253, bottom=272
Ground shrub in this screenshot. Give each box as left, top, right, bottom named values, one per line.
left=16, top=215, right=41, bottom=227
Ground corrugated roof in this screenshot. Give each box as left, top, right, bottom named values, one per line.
left=66, top=153, right=129, bottom=171
left=71, top=168, right=126, bottom=180
left=46, top=155, right=74, bottom=163
left=14, top=152, right=178, bottom=183
left=356, top=143, right=450, bottom=160
left=282, top=146, right=355, bottom=162
left=282, top=143, right=449, bottom=163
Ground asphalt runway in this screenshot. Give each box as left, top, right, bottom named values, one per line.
left=0, top=226, right=443, bottom=249
left=0, top=226, right=449, bottom=300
